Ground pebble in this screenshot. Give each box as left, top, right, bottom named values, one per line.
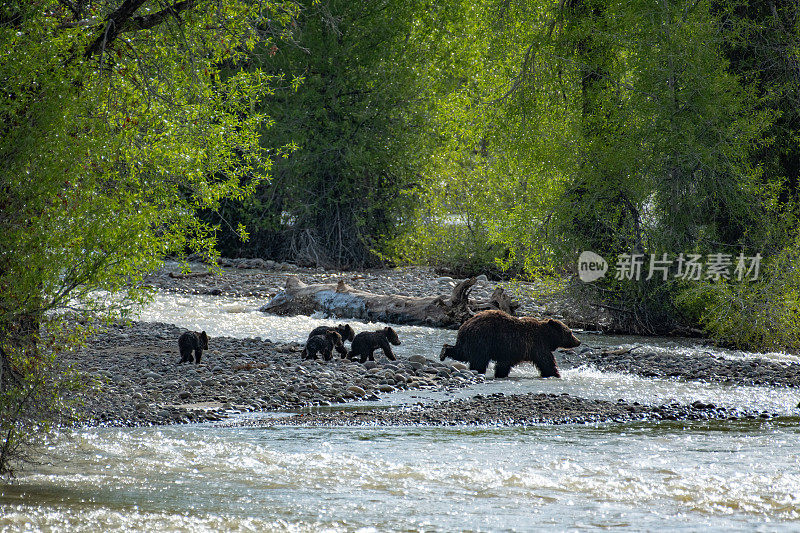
left=346, top=386, right=367, bottom=396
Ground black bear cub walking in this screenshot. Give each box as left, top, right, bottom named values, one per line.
left=178, top=330, right=209, bottom=365
left=440, top=310, right=580, bottom=378
left=302, top=331, right=346, bottom=361
left=307, top=324, right=354, bottom=358
left=350, top=327, right=401, bottom=363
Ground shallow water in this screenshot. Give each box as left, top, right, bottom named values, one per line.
left=137, top=292, right=800, bottom=364
left=3, top=292, right=800, bottom=530
left=3, top=423, right=799, bottom=531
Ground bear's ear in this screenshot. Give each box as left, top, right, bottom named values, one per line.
left=546, top=319, right=562, bottom=330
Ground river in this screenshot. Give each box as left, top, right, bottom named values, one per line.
left=2, top=292, right=799, bottom=531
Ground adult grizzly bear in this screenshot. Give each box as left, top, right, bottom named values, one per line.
left=350, top=327, right=401, bottom=363
left=307, top=324, right=355, bottom=358
left=439, top=310, right=580, bottom=378
left=178, top=330, right=209, bottom=365
left=302, top=331, right=346, bottom=361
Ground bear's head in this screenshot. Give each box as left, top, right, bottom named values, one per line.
left=198, top=331, right=209, bottom=350
left=546, top=319, right=580, bottom=350
left=336, top=324, right=355, bottom=342
left=384, top=327, right=401, bottom=345
left=325, top=331, right=344, bottom=346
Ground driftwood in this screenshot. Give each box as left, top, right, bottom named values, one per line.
left=169, top=271, right=211, bottom=279
left=259, top=276, right=519, bottom=329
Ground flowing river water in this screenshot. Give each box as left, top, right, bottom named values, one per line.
left=2, top=292, right=800, bottom=531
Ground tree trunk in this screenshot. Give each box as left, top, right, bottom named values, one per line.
left=259, top=276, right=519, bottom=329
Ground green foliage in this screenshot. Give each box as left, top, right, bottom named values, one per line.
left=387, top=0, right=572, bottom=276
left=0, top=0, right=293, bottom=475
left=676, top=237, right=800, bottom=352
left=208, top=0, right=436, bottom=267
left=398, top=0, right=800, bottom=347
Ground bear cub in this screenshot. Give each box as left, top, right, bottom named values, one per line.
left=440, top=310, right=580, bottom=378
left=307, top=324, right=354, bottom=358
left=350, top=327, right=401, bottom=364
left=178, top=330, right=209, bottom=365
left=302, top=330, right=346, bottom=361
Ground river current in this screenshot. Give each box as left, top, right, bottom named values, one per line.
left=2, top=292, right=799, bottom=531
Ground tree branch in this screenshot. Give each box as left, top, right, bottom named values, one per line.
left=84, top=0, right=197, bottom=59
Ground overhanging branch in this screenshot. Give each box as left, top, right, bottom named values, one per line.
left=84, top=0, right=197, bottom=59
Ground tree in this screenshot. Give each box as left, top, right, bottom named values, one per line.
left=401, top=0, right=789, bottom=336
left=0, top=0, right=294, bottom=476
left=207, top=0, right=436, bottom=268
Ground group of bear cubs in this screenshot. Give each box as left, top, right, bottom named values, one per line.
left=178, top=309, right=581, bottom=379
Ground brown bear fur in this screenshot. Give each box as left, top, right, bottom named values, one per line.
left=439, top=310, right=580, bottom=378
left=307, top=324, right=355, bottom=358
left=302, top=331, right=346, bottom=361
left=178, top=330, right=209, bottom=365
left=350, top=327, right=401, bottom=363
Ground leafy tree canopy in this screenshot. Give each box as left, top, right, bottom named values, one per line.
left=0, top=0, right=295, bottom=475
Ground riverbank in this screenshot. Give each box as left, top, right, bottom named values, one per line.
left=227, top=391, right=781, bottom=428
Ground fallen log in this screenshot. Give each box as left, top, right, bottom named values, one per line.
left=259, top=276, right=519, bottom=329
left=169, top=271, right=211, bottom=279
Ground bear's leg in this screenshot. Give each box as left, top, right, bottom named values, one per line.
left=380, top=339, right=396, bottom=361
left=335, top=344, right=348, bottom=357
left=359, top=350, right=373, bottom=364
left=469, top=360, right=489, bottom=374
left=494, top=361, right=512, bottom=378
left=439, top=344, right=454, bottom=361
left=323, top=347, right=333, bottom=361
left=194, top=348, right=202, bottom=364
left=535, top=351, right=561, bottom=378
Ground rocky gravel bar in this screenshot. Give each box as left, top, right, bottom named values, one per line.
left=227, top=392, right=781, bottom=428
left=63, top=261, right=800, bottom=428
left=65, top=321, right=485, bottom=427
left=573, top=347, right=800, bottom=388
